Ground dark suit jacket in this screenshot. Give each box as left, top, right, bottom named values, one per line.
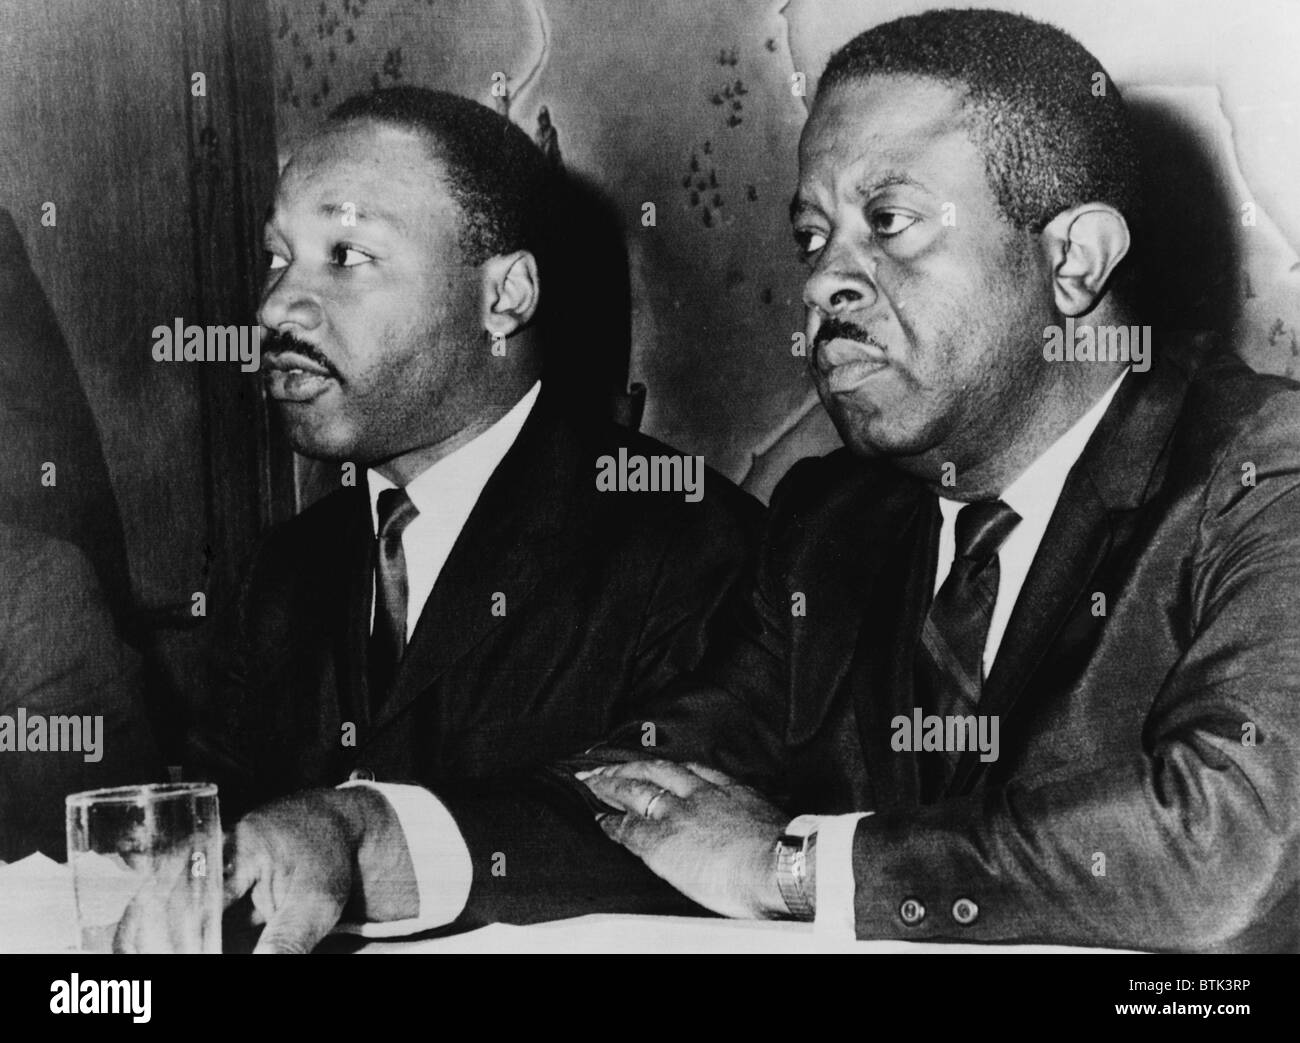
left=188, top=388, right=761, bottom=825
left=0, top=524, right=159, bottom=860
left=443, top=346, right=1300, bottom=952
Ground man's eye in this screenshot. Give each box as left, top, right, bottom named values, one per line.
left=265, top=252, right=288, bottom=271
left=870, top=211, right=918, bottom=237
left=331, top=245, right=373, bottom=267
left=795, top=230, right=827, bottom=256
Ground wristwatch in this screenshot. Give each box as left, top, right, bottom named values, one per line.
left=775, top=815, right=819, bottom=921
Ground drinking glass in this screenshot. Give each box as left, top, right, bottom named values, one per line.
left=66, top=782, right=222, bottom=954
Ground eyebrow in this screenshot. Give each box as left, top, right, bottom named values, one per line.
left=316, top=201, right=407, bottom=230
left=856, top=171, right=930, bottom=198
left=789, top=170, right=932, bottom=222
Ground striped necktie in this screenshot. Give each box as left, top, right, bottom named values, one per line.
left=914, top=499, right=1020, bottom=776
left=368, top=487, right=419, bottom=710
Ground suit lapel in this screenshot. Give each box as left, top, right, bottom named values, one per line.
left=333, top=485, right=375, bottom=731
left=369, top=390, right=582, bottom=732
left=256, top=485, right=370, bottom=765
left=787, top=465, right=927, bottom=748
left=946, top=357, right=1190, bottom=794
left=850, top=488, right=939, bottom=810
left=945, top=473, right=1116, bottom=796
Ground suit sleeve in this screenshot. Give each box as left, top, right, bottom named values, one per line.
left=606, top=476, right=757, bottom=699
left=184, top=541, right=268, bottom=822
left=597, top=464, right=821, bottom=794
left=0, top=532, right=160, bottom=860
left=442, top=473, right=803, bottom=925
left=603, top=468, right=795, bottom=785
left=849, top=397, right=1300, bottom=951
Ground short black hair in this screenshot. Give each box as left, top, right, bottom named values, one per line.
left=327, top=86, right=551, bottom=265
left=819, top=8, right=1142, bottom=235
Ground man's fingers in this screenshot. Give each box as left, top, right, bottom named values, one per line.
left=222, top=825, right=262, bottom=908
left=594, top=758, right=704, bottom=797
left=598, top=810, right=626, bottom=842
left=597, top=806, right=661, bottom=859
left=583, top=773, right=651, bottom=814
left=251, top=873, right=344, bottom=954
left=113, top=865, right=197, bottom=954
left=584, top=773, right=680, bottom=819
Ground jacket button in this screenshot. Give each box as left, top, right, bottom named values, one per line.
left=952, top=897, right=979, bottom=925
left=348, top=768, right=376, bottom=782
left=899, top=898, right=926, bottom=926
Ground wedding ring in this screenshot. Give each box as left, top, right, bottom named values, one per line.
left=643, top=787, right=669, bottom=818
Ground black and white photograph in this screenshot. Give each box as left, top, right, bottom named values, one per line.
left=0, top=0, right=1296, bottom=1010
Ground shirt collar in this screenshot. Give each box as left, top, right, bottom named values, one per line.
left=1000, top=370, right=1127, bottom=523
left=366, top=380, right=542, bottom=531
left=939, top=369, right=1128, bottom=525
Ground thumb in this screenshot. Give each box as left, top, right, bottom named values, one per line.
left=222, top=830, right=256, bottom=909
left=252, top=872, right=345, bottom=954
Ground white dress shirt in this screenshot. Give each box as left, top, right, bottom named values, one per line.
left=336, top=380, right=539, bottom=937
left=353, top=373, right=1129, bottom=939
left=936, top=371, right=1127, bottom=674
left=365, top=380, right=542, bottom=640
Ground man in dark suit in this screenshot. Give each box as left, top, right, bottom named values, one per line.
left=222, top=11, right=1300, bottom=953
left=187, top=87, right=759, bottom=834
left=0, top=524, right=159, bottom=860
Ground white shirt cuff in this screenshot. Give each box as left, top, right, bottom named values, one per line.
left=333, top=781, right=472, bottom=937
left=809, top=811, right=870, bottom=939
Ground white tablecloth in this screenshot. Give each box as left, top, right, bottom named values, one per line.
left=0, top=853, right=1133, bottom=954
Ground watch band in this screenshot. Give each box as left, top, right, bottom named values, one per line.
left=775, top=830, right=817, bottom=921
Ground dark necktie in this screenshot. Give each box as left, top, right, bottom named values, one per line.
left=915, top=498, right=1021, bottom=738
left=368, top=487, right=419, bottom=710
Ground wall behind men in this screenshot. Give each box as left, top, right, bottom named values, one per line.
left=271, top=0, right=1300, bottom=502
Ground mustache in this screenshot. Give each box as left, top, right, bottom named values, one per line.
left=812, top=317, right=885, bottom=354
left=260, top=330, right=339, bottom=377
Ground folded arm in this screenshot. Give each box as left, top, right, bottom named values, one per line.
left=850, top=406, right=1300, bottom=950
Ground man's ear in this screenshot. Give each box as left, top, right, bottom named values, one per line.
left=1040, top=204, right=1131, bottom=317
left=480, top=250, right=540, bottom=337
